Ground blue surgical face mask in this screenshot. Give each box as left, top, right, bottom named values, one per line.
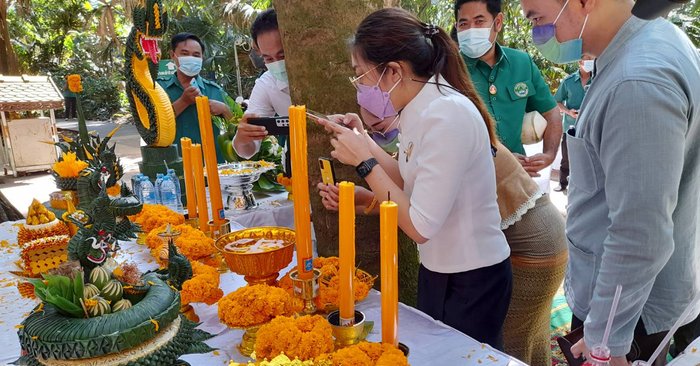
left=266, top=59, right=288, bottom=84
left=177, top=56, right=202, bottom=77
left=457, top=22, right=494, bottom=59
left=531, top=0, right=589, bottom=64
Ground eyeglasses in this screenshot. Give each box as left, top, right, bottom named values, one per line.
left=348, top=63, right=383, bottom=89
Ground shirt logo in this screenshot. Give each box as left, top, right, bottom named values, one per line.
left=404, top=141, right=414, bottom=162
left=514, top=82, right=529, bottom=98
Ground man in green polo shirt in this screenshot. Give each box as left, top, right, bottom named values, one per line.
left=454, top=0, right=562, bottom=177
left=553, top=55, right=592, bottom=192
left=157, top=32, right=233, bottom=163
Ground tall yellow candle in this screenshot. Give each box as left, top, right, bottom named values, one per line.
left=180, top=137, right=197, bottom=218
left=380, top=200, right=398, bottom=346
left=191, top=144, right=209, bottom=233
left=338, top=181, right=355, bottom=325
left=289, top=105, right=313, bottom=280
left=195, top=96, right=225, bottom=225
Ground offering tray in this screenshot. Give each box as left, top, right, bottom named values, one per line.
left=218, top=161, right=275, bottom=211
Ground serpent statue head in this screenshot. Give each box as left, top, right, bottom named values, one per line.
left=132, top=0, right=168, bottom=67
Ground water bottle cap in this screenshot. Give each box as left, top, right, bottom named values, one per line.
left=157, top=173, right=164, bottom=177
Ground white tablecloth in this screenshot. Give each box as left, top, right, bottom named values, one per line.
left=0, top=220, right=526, bottom=365
left=224, top=191, right=294, bottom=230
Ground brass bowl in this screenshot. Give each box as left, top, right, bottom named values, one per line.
left=215, top=227, right=295, bottom=286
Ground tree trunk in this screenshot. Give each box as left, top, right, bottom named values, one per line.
left=275, top=0, right=419, bottom=306
left=0, top=0, right=20, bottom=75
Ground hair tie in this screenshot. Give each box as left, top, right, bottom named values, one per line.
left=424, top=24, right=439, bottom=37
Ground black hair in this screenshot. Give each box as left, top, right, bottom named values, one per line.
left=170, top=33, right=206, bottom=55
left=251, top=9, right=279, bottom=48
left=454, top=0, right=501, bottom=19
left=352, top=8, right=498, bottom=145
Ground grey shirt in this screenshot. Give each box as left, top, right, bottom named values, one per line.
left=565, top=16, right=700, bottom=356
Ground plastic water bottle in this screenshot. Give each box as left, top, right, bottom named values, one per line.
left=131, top=173, right=143, bottom=202
left=154, top=173, right=164, bottom=204
left=140, top=177, right=157, bottom=204
left=166, top=168, right=183, bottom=212
left=159, top=175, right=180, bottom=212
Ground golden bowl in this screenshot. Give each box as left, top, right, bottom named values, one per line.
left=215, top=227, right=295, bottom=286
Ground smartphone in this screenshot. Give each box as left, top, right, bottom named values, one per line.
left=247, top=116, right=290, bottom=135
left=306, top=110, right=329, bottom=122
left=318, top=157, right=336, bottom=186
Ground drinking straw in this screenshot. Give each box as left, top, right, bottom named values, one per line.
left=644, top=294, right=700, bottom=365
left=601, top=285, right=623, bottom=348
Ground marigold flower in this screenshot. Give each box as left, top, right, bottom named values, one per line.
left=129, top=204, right=185, bottom=233
left=255, top=315, right=334, bottom=361
left=67, top=74, right=83, bottom=93
left=144, top=223, right=215, bottom=259
left=218, top=284, right=298, bottom=328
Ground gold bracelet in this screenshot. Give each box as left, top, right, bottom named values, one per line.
left=363, top=196, right=378, bottom=215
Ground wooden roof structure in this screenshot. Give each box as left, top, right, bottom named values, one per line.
left=0, top=75, right=64, bottom=112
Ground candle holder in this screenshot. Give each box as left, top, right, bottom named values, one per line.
left=327, top=310, right=366, bottom=348
left=157, top=224, right=181, bottom=243
left=399, top=343, right=410, bottom=357
left=180, top=303, right=199, bottom=323
left=290, top=268, right=321, bottom=315
left=207, top=218, right=231, bottom=239
left=238, top=324, right=262, bottom=357
left=184, top=214, right=199, bottom=230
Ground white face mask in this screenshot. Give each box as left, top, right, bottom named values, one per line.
left=582, top=60, right=594, bottom=73
left=266, top=59, right=288, bottom=84
left=457, top=23, right=494, bottom=59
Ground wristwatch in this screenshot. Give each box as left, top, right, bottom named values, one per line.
left=356, top=158, right=379, bottom=179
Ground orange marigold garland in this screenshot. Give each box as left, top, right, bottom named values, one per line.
left=128, top=204, right=185, bottom=233
left=279, top=257, right=373, bottom=310
left=145, top=223, right=215, bottom=260
left=321, top=342, right=409, bottom=366
left=218, top=284, right=299, bottom=328
left=254, top=315, right=334, bottom=361
left=180, top=261, right=223, bottom=305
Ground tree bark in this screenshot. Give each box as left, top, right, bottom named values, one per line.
left=274, top=0, right=419, bottom=306
left=0, top=0, right=20, bottom=75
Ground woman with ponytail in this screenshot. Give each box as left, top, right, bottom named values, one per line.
left=316, top=7, right=512, bottom=349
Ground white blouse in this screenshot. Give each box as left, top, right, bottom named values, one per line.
left=398, top=75, right=510, bottom=273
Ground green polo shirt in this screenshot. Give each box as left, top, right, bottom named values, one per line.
left=157, top=74, right=228, bottom=163
left=463, top=44, right=557, bottom=155
left=554, top=71, right=590, bottom=131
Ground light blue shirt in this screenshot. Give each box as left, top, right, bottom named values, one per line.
left=565, top=16, right=700, bottom=356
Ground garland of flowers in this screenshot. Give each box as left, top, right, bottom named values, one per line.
left=315, top=342, right=409, bottom=366
left=279, top=257, right=373, bottom=310
left=254, top=315, right=334, bottom=361
left=145, top=223, right=216, bottom=261
left=218, top=284, right=300, bottom=328
left=180, top=261, right=223, bottom=305
left=128, top=204, right=185, bottom=233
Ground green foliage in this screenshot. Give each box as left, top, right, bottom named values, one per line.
left=670, top=2, right=700, bottom=47
left=29, top=272, right=86, bottom=318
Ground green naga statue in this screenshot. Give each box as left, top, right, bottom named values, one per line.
left=125, top=0, right=176, bottom=147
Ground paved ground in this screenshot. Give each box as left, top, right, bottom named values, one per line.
left=0, top=118, right=568, bottom=216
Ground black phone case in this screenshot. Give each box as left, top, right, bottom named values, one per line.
left=557, top=326, right=585, bottom=366
left=248, top=117, right=290, bottom=136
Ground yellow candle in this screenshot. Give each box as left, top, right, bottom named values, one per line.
left=191, top=144, right=209, bottom=233
left=338, top=181, right=355, bottom=325
left=289, top=105, right=313, bottom=280
left=195, top=96, right=225, bottom=225
left=380, top=200, right=398, bottom=346
left=180, top=137, right=197, bottom=219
